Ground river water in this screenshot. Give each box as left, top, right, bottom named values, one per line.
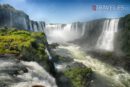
left=53, top=44, right=130, bottom=87
left=0, top=56, right=57, bottom=87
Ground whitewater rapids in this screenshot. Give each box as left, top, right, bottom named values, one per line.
left=54, top=44, right=130, bottom=87
left=0, top=57, right=57, bottom=87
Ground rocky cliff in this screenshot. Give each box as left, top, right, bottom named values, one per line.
left=112, top=14, right=130, bottom=56
left=73, top=19, right=107, bottom=50
left=115, top=14, right=130, bottom=71
left=0, top=4, right=45, bottom=32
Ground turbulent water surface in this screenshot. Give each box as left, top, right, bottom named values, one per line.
left=54, top=44, right=130, bottom=87
left=45, top=19, right=130, bottom=87
left=0, top=57, right=57, bottom=87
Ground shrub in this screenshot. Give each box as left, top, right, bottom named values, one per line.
left=64, top=67, right=92, bottom=87
left=0, top=28, right=48, bottom=62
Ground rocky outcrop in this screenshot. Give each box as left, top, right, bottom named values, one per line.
left=114, top=14, right=130, bottom=56
left=0, top=4, right=45, bottom=32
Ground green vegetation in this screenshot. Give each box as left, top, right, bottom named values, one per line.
left=63, top=67, right=92, bottom=87
left=0, top=28, right=48, bottom=62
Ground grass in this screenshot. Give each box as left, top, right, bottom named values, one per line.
left=64, top=67, right=92, bottom=87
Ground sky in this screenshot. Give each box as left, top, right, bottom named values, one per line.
left=0, top=0, right=130, bottom=23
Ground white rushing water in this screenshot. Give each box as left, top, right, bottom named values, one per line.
left=81, top=23, right=86, bottom=36
left=0, top=58, right=57, bottom=87
left=45, top=23, right=81, bottom=43
left=96, top=19, right=119, bottom=51
left=33, top=23, right=38, bottom=32
left=45, top=48, right=52, bottom=60
left=11, top=61, right=57, bottom=87
left=54, top=44, right=130, bottom=87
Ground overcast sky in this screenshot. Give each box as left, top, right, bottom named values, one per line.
left=0, top=0, right=130, bottom=23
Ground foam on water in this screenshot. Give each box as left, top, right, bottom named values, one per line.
left=11, top=61, right=57, bottom=87
left=56, top=45, right=130, bottom=87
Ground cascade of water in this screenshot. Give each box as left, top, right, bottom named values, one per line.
left=45, top=23, right=81, bottom=43
left=96, top=19, right=119, bottom=51
left=63, top=24, right=72, bottom=31
left=81, top=23, right=86, bottom=36
left=41, top=23, right=45, bottom=31
left=45, top=48, right=52, bottom=60
left=38, top=22, right=42, bottom=31
left=23, top=18, right=28, bottom=30
left=0, top=57, right=57, bottom=87
left=11, top=61, right=57, bottom=87
left=33, top=23, right=38, bottom=32
left=29, top=21, right=33, bottom=31
left=75, top=23, right=78, bottom=32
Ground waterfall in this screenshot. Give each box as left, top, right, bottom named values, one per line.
left=45, top=23, right=81, bottom=43
left=11, top=61, right=57, bottom=87
left=23, top=17, right=28, bottom=30
left=63, top=24, right=72, bottom=31
left=81, top=23, right=86, bottom=36
left=38, top=22, right=42, bottom=31
left=0, top=57, right=57, bottom=87
left=33, top=23, right=38, bottom=32
left=38, top=22, right=45, bottom=32
left=45, top=48, right=52, bottom=60
left=29, top=21, right=33, bottom=31
left=96, top=19, right=119, bottom=51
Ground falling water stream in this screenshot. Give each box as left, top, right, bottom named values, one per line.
left=96, top=19, right=119, bottom=51
left=45, top=24, right=81, bottom=43
left=0, top=57, right=57, bottom=87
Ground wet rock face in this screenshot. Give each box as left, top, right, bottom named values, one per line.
left=0, top=4, right=30, bottom=30
left=116, top=14, right=130, bottom=56
left=0, top=4, right=45, bottom=32
left=30, top=21, right=45, bottom=32
left=73, top=19, right=106, bottom=50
